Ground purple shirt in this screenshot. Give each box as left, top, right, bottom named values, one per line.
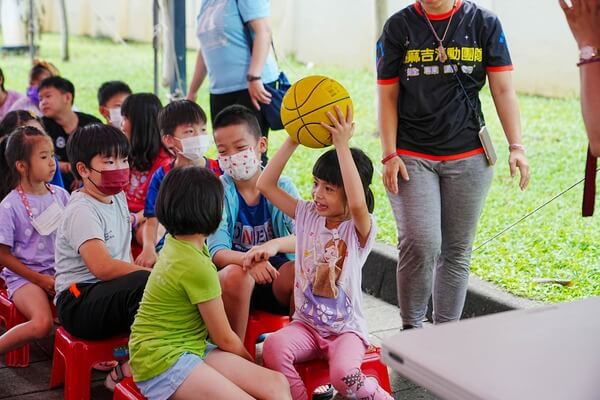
left=0, top=186, right=70, bottom=296
left=293, top=200, right=376, bottom=343
left=0, top=90, right=26, bottom=120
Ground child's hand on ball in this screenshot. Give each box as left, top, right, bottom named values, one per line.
left=321, top=105, right=355, bottom=147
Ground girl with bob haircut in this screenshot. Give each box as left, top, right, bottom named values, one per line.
left=129, top=166, right=291, bottom=400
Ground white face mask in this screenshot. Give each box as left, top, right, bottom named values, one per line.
left=31, top=202, right=64, bottom=236
left=108, top=107, right=123, bottom=129
left=177, top=135, right=210, bottom=161
left=218, top=147, right=260, bottom=181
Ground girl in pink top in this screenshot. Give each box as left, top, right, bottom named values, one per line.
left=254, top=106, right=392, bottom=400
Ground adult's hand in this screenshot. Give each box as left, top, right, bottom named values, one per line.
left=248, top=79, right=272, bottom=110
left=559, top=0, right=600, bottom=47
left=509, top=148, right=530, bottom=191
left=382, top=156, right=409, bottom=194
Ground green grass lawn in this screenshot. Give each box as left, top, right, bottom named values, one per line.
left=2, top=34, right=598, bottom=302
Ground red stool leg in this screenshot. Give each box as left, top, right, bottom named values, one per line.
left=0, top=290, right=30, bottom=367
left=49, top=332, right=67, bottom=388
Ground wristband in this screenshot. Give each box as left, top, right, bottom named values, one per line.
left=509, top=143, right=527, bottom=153
left=130, top=213, right=138, bottom=230
left=577, top=57, right=600, bottom=67
left=246, top=74, right=262, bottom=82
left=381, top=152, right=399, bottom=165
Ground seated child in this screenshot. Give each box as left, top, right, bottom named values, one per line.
left=119, top=93, right=172, bottom=246
left=129, top=166, right=291, bottom=400
left=53, top=124, right=150, bottom=389
left=97, top=81, right=132, bottom=128
left=257, top=106, right=393, bottom=400
left=136, top=99, right=221, bottom=268
left=0, top=110, right=63, bottom=189
left=0, top=127, right=69, bottom=356
left=208, top=105, right=298, bottom=339
left=39, top=76, right=101, bottom=191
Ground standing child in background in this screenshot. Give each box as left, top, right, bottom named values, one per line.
left=129, top=166, right=291, bottom=400
left=0, top=127, right=69, bottom=357
left=136, top=99, right=221, bottom=268
left=208, top=105, right=297, bottom=339
left=256, top=106, right=393, bottom=400
left=120, top=93, right=172, bottom=247
left=97, top=81, right=132, bottom=128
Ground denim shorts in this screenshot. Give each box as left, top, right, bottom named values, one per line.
left=136, top=345, right=216, bottom=400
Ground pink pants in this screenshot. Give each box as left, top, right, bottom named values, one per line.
left=263, top=321, right=393, bottom=400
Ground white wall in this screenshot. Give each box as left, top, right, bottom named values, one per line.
left=35, top=0, right=580, bottom=97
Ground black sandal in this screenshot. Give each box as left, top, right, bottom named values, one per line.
left=104, top=362, right=126, bottom=392
left=312, top=384, right=334, bottom=400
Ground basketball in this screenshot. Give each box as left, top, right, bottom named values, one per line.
left=281, top=75, right=353, bottom=148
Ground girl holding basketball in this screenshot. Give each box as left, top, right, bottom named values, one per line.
left=255, top=106, right=393, bottom=400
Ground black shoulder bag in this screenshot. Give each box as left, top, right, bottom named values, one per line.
left=235, top=0, right=290, bottom=131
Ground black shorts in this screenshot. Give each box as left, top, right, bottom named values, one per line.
left=210, top=88, right=270, bottom=139
left=56, top=270, right=150, bottom=340
left=249, top=255, right=291, bottom=316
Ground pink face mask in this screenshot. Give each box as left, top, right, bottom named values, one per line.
left=89, top=167, right=130, bottom=195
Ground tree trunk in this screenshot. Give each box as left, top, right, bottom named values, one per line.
left=59, top=0, right=69, bottom=61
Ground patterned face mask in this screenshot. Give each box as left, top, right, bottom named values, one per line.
left=218, top=147, right=260, bottom=181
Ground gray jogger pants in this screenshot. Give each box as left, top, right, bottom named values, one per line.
left=387, top=153, right=493, bottom=327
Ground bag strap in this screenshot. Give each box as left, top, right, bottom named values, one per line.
left=582, top=145, right=596, bottom=217
left=234, top=0, right=279, bottom=62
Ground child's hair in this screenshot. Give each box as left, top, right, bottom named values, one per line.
left=312, top=147, right=375, bottom=213
left=0, top=126, right=50, bottom=199
left=67, top=124, right=129, bottom=180
left=0, top=110, right=39, bottom=139
left=158, top=99, right=207, bottom=137
left=30, top=59, right=59, bottom=83
left=156, top=166, right=224, bottom=236
left=120, top=93, right=163, bottom=172
left=97, top=81, right=132, bottom=106
left=0, top=67, right=5, bottom=92
left=213, top=105, right=261, bottom=140
left=39, top=76, right=75, bottom=104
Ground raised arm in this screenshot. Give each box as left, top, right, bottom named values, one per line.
left=256, top=137, right=299, bottom=218
left=488, top=71, right=530, bottom=191
left=322, top=106, right=372, bottom=244
left=559, top=0, right=600, bottom=154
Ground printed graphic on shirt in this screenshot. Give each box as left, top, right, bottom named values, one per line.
left=231, top=194, right=275, bottom=252
left=375, top=1, right=512, bottom=157
left=299, top=229, right=352, bottom=332
left=197, top=0, right=227, bottom=50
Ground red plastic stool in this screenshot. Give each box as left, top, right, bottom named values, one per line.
left=0, top=288, right=30, bottom=367
left=114, top=376, right=147, bottom=400
left=243, top=310, right=290, bottom=359
left=295, top=346, right=392, bottom=396
left=50, top=326, right=129, bottom=400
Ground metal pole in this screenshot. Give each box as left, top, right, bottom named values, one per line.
left=153, top=0, right=159, bottom=96
left=171, top=0, right=186, bottom=97
left=28, top=0, right=34, bottom=62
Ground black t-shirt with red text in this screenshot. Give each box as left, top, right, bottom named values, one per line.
left=376, top=0, right=512, bottom=157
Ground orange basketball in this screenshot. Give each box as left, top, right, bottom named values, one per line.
left=281, top=75, right=353, bottom=148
